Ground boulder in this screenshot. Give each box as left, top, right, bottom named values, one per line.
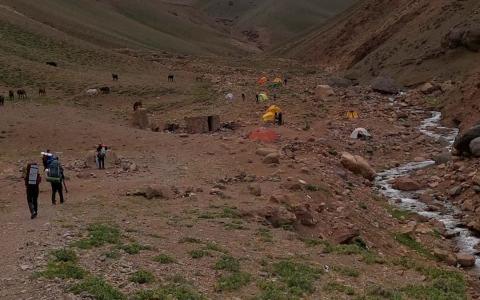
left=256, top=148, right=278, bottom=157
left=455, top=253, right=476, bottom=268
left=294, top=205, right=318, bottom=227
left=131, top=108, right=149, bottom=129
left=443, top=27, right=480, bottom=52
left=331, top=228, right=360, bottom=244
left=433, top=248, right=457, bottom=266
left=340, top=152, right=376, bottom=181
left=315, top=85, right=335, bottom=101
left=371, top=76, right=401, bottom=94
left=327, top=76, right=353, bottom=88
left=419, top=82, right=439, bottom=94
left=127, top=186, right=167, bottom=200
left=391, top=177, right=423, bottom=191
left=248, top=183, right=262, bottom=197
left=263, top=152, right=280, bottom=164
left=265, top=206, right=297, bottom=228
left=432, top=151, right=452, bottom=164
left=453, top=124, right=480, bottom=155
left=469, top=137, right=480, bottom=157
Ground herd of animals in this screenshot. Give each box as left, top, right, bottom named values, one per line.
left=0, top=61, right=177, bottom=106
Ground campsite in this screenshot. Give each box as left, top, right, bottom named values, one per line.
left=1, top=1, right=480, bottom=299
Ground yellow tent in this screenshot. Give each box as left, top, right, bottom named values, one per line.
left=347, top=111, right=359, bottom=119
left=262, top=105, right=282, bottom=122
left=273, top=78, right=282, bottom=84
left=258, top=92, right=269, bottom=102
left=258, top=77, right=268, bottom=85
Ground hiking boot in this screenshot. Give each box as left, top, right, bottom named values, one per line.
left=31, top=213, right=37, bottom=219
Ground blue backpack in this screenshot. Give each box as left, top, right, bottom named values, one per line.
left=47, top=160, right=62, bottom=183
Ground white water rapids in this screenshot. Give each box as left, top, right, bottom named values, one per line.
left=375, top=111, right=480, bottom=271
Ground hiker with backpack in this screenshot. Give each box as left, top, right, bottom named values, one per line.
left=24, top=162, right=41, bottom=219
left=96, top=144, right=107, bottom=169
left=46, top=156, right=65, bottom=205
left=42, top=150, right=53, bottom=170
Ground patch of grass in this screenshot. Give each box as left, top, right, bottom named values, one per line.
left=394, top=233, right=433, bottom=259
left=256, top=281, right=289, bottom=300
left=179, top=237, right=202, bottom=244
left=205, top=242, right=228, bottom=253
left=37, top=261, right=86, bottom=279
left=271, top=260, right=322, bottom=296
left=301, top=238, right=325, bottom=247
left=153, top=253, right=176, bottom=264
left=133, top=283, right=205, bottom=300
left=130, top=270, right=155, bottom=284
left=189, top=249, right=209, bottom=259
left=224, top=220, right=246, bottom=230
left=324, top=282, right=355, bottom=295
left=105, top=249, right=121, bottom=260
left=322, top=240, right=384, bottom=265
left=389, top=208, right=414, bottom=220
left=121, top=242, right=151, bottom=255
left=214, top=255, right=240, bottom=272
left=70, top=276, right=125, bottom=300
left=256, top=228, right=273, bottom=243
left=333, top=266, right=360, bottom=277
left=51, top=248, right=78, bottom=263
left=73, top=224, right=121, bottom=249
left=216, top=272, right=251, bottom=292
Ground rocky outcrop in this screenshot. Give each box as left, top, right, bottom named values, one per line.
left=442, top=26, right=480, bottom=52
left=371, top=76, right=401, bottom=94
left=341, top=152, right=376, bottom=180
left=453, top=124, right=480, bottom=155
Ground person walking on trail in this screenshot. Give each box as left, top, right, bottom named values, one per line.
left=24, top=162, right=41, bottom=219
left=242, top=93, right=246, bottom=101
left=96, top=144, right=107, bottom=169
left=42, top=150, right=53, bottom=170
left=47, top=156, right=65, bottom=205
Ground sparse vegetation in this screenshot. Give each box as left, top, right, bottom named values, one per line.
left=153, top=253, right=176, bottom=264
left=70, top=276, right=125, bottom=300
left=74, top=224, right=121, bottom=249
left=51, top=248, right=78, bottom=263
left=216, top=272, right=251, bottom=292
left=214, top=255, right=240, bottom=272
left=37, top=261, right=86, bottom=280
left=333, top=266, right=360, bottom=277
left=324, top=282, right=355, bottom=295
left=189, top=249, right=209, bottom=259
left=130, top=270, right=155, bottom=284
left=121, top=242, right=151, bottom=255
left=394, top=233, right=433, bottom=258
left=133, top=283, right=205, bottom=300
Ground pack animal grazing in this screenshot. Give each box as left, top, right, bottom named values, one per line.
left=8, top=90, right=14, bottom=100
left=112, top=73, right=119, bottom=81
left=168, top=74, right=175, bottom=82
left=39, top=88, right=46, bottom=96
left=133, top=101, right=143, bottom=111
left=86, top=89, right=99, bottom=96
left=17, top=89, right=27, bottom=99
left=100, top=87, right=110, bottom=94
left=46, top=61, right=57, bottom=67
left=0, top=95, right=4, bottom=106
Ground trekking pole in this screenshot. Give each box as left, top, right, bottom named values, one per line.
left=63, top=179, right=69, bottom=193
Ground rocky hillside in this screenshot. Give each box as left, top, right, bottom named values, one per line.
left=280, top=0, right=480, bottom=129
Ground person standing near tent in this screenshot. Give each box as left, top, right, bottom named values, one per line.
left=47, top=156, right=65, bottom=205
left=96, top=144, right=107, bottom=169
left=284, top=78, right=288, bottom=86
left=24, top=162, right=41, bottom=219
left=256, top=94, right=259, bottom=104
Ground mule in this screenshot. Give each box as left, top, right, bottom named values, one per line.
left=133, top=101, right=143, bottom=111
left=39, top=88, right=46, bottom=96
left=8, top=90, right=14, bottom=100
left=168, top=74, right=175, bottom=82
left=17, top=89, right=27, bottom=99
left=99, top=87, right=110, bottom=94
left=46, top=61, right=57, bottom=67
left=112, top=73, right=119, bottom=81
left=0, top=95, right=4, bottom=106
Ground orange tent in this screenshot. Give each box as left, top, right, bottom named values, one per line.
left=258, top=77, right=268, bottom=85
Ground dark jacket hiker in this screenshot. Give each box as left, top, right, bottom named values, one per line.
left=47, top=158, right=65, bottom=204
left=25, top=163, right=41, bottom=219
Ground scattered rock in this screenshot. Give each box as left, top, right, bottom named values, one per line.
left=469, top=137, right=480, bottom=157
left=256, top=148, right=278, bottom=157
left=449, top=186, right=463, bottom=197
left=340, top=152, right=376, bottom=181
left=432, top=151, right=451, bottom=164
left=371, top=76, right=401, bottom=94
left=127, top=186, right=167, bottom=200
left=264, top=206, right=297, bottom=228
left=455, top=253, right=476, bottom=268
left=391, top=177, right=423, bottom=191
left=263, top=152, right=280, bottom=164
left=315, top=85, right=335, bottom=100
left=248, top=183, right=262, bottom=196
left=331, top=228, right=360, bottom=244
left=453, top=124, right=480, bottom=155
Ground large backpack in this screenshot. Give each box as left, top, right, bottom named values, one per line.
left=28, top=164, right=39, bottom=185
left=98, top=147, right=106, bottom=159
left=47, top=160, right=61, bottom=183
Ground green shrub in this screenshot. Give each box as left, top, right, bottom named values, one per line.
left=130, top=270, right=155, bottom=284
